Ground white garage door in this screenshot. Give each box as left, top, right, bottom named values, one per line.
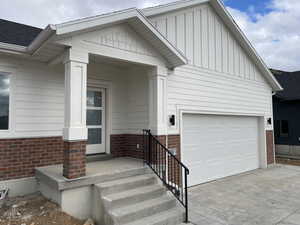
left=182, top=114, right=260, bottom=186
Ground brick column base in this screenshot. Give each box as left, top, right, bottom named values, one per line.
left=63, top=141, right=87, bottom=179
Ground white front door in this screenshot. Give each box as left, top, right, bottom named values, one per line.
left=182, top=114, right=260, bottom=186
left=86, top=88, right=106, bottom=155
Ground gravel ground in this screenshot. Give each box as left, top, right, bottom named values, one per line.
left=0, top=193, right=84, bottom=225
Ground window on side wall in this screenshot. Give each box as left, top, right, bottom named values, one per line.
left=280, top=120, right=289, bottom=137
left=0, top=73, right=10, bottom=130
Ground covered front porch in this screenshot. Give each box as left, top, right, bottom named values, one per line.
left=50, top=8, right=188, bottom=180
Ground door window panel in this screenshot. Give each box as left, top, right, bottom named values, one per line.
left=87, top=91, right=102, bottom=107
left=87, top=110, right=102, bottom=126
left=88, top=128, right=102, bottom=145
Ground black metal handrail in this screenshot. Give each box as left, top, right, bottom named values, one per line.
left=143, top=129, right=189, bottom=223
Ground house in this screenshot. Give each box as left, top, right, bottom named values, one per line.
left=272, top=70, right=300, bottom=158
left=0, top=0, right=282, bottom=224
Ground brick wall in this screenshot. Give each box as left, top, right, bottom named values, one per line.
left=63, top=141, right=87, bottom=179
left=266, top=130, right=275, bottom=164
left=110, top=134, right=167, bottom=159
left=0, top=137, right=64, bottom=181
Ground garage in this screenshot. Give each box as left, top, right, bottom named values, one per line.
left=182, top=114, right=261, bottom=186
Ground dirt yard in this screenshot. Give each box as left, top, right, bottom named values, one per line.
left=276, top=157, right=300, bottom=166
left=0, top=193, right=85, bottom=225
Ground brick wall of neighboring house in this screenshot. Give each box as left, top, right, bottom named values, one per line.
left=266, top=130, right=275, bottom=164
left=0, top=137, right=64, bottom=181
left=63, top=141, right=87, bottom=179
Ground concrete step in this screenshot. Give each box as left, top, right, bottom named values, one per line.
left=124, top=207, right=185, bottom=225
left=96, top=174, right=156, bottom=195
left=102, top=184, right=166, bottom=209
left=110, top=194, right=176, bottom=225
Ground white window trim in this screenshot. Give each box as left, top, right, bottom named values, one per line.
left=0, top=66, right=16, bottom=137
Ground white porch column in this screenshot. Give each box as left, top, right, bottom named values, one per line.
left=148, top=66, right=168, bottom=136
left=62, top=48, right=89, bottom=179
left=63, top=48, right=89, bottom=141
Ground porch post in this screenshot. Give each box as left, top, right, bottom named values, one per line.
left=62, top=48, right=89, bottom=179
left=148, top=66, right=168, bottom=136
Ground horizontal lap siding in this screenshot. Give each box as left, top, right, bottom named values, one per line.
left=149, top=3, right=273, bottom=134
left=0, top=57, right=65, bottom=138
left=88, top=63, right=149, bottom=135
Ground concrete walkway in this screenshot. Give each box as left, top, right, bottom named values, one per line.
left=188, top=165, right=300, bottom=225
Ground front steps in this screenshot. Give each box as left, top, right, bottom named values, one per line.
left=96, top=174, right=185, bottom=225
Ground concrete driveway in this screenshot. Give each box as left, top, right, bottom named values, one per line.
left=188, top=165, right=300, bottom=225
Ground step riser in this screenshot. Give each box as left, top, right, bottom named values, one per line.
left=112, top=199, right=176, bottom=225
left=100, top=177, right=156, bottom=196
left=103, top=187, right=165, bottom=209
left=151, top=214, right=184, bottom=225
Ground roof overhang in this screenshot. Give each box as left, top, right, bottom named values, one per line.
left=53, top=8, right=187, bottom=68
left=0, top=8, right=187, bottom=68
left=143, top=0, right=283, bottom=91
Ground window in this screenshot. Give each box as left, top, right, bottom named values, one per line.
left=0, top=73, right=9, bottom=130
left=280, top=120, right=289, bottom=137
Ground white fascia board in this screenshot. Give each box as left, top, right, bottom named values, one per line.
left=0, top=42, right=27, bottom=53
left=143, top=0, right=209, bottom=16
left=54, top=8, right=187, bottom=67
left=0, top=25, right=56, bottom=57
left=210, top=0, right=282, bottom=91
left=55, top=8, right=138, bottom=35
left=26, top=25, right=56, bottom=55
left=135, top=9, right=187, bottom=66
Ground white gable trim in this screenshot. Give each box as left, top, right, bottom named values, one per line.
left=54, top=8, right=187, bottom=68
left=143, top=0, right=282, bottom=91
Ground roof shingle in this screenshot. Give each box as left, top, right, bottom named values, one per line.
left=0, top=19, right=42, bottom=47
left=272, top=70, right=300, bottom=101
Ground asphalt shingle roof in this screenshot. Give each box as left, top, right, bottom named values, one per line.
left=272, top=70, right=300, bottom=101
left=0, top=19, right=42, bottom=47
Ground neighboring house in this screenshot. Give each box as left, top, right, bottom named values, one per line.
left=272, top=70, right=300, bottom=158
left=0, top=0, right=282, bottom=224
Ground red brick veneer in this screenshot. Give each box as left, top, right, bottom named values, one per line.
left=0, top=137, right=64, bottom=181
left=63, top=141, right=87, bottom=179
left=110, top=134, right=167, bottom=159
left=266, top=130, right=275, bottom=165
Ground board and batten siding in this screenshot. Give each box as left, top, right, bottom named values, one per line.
left=148, top=3, right=273, bottom=134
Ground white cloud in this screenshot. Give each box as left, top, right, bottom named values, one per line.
left=0, top=0, right=174, bottom=28
left=227, top=0, right=300, bottom=71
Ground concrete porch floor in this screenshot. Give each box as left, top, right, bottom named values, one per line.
left=36, top=157, right=146, bottom=191
left=189, top=164, right=300, bottom=225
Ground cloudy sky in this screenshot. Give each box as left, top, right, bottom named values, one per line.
left=1, top=0, right=299, bottom=71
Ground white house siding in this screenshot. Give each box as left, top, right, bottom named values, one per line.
left=127, top=67, right=149, bottom=134
left=86, top=62, right=149, bottom=135
left=0, top=56, right=65, bottom=139
left=148, top=3, right=273, bottom=134
left=0, top=55, right=149, bottom=139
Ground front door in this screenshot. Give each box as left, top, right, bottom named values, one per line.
left=86, top=88, right=106, bottom=155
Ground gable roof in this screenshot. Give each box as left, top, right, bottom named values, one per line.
left=0, top=0, right=283, bottom=90
left=272, top=70, right=300, bottom=101
left=143, top=0, right=283, bottom=91
left=0, top=19, right=42, bottom=46
left=53, top=8, right=187, bottom=68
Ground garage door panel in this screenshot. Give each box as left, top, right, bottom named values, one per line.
left=182, top=114, right=260, bottom=186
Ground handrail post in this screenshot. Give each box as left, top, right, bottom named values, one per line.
left=185, top=169, right=188, bottom=223
left=143, top=129, right=189, bottom=224
left=148, top=131, right=151, bottom=165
